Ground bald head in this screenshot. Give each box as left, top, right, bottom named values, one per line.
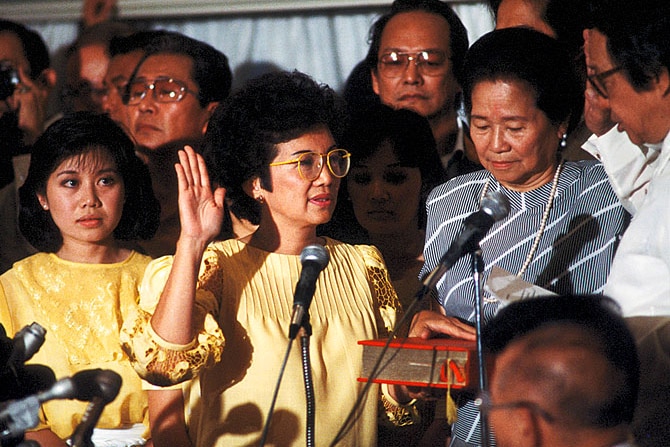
left=494, top=324, right=624, bottom=426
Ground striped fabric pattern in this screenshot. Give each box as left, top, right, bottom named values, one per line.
left=420, top=160, right=630, bottom=446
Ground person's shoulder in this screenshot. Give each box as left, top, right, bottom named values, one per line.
left=428, top=170, right=489, bottom=202
left=323, top=237, right=386, bottom=270
left=6, top=252, right=50, bottom=271
left=563, top=160, right=625, bottom=212
left=0, top=253, right=50, bottom=288
left=564, top=159, right=613, bottom=186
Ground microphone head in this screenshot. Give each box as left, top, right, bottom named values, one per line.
left=300, top=244, right=329, bottom=271
left=71, top=369, right=122, bottom=403
left=481, top=190, right=510, bottom=222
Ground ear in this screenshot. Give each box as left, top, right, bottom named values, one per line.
left=557, top=121, right=569, bottom=140
left=516, top=409, right=541, bottom=447
left=657, top=67, right=670, bottom=97
left=371, top=69, right=381, bottom=95
left=36, top=192, right=49, bottom=210
left=39, top=68, right=57, bottom=90
left=242, top=177, right=263, bottom=200
left=201, top=101, right=220, bottom=135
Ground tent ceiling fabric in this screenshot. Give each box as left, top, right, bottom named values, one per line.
left=4, top=0, right=479, bottom=21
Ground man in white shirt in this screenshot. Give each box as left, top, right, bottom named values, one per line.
left=581, top=0, right=670, bottom=318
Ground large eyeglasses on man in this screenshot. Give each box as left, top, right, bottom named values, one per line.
left=377, top=50, right=449, bottom=78
left=123, top=76, right=198, bottom=105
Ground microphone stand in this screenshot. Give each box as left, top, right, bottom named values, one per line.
left=471, top=249, right=491, bottom=447
left=298, top=316, right=315, bottom=447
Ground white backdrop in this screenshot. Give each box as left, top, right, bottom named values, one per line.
left=19, top=3, right=493, bottom=94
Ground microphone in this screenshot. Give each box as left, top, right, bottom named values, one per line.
left=2, top=322, right=46, bottom=378
left=1, top=322, right=52, bottom=403
left=288, top=245, right=330, bottom=339
left=8, top=323, right=46, bottom=368
left=0, top=369, right=121, bottom=442
left=422, top=190, right=510, bottom=290
left=69, top=370, right=122, bottom=447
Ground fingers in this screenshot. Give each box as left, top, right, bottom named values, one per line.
left=409, top=311, right=477, bottom=341
left=177, top=146, right=209, bottom=189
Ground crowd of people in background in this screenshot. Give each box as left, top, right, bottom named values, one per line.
left=1, top=0, right=669, bottom=446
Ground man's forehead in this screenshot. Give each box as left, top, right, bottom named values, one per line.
left=0, top=32, right=29, bottom=67
left=135, top=53, right=195, bottom=79
left=381, top=11, right=452, bottom=49
left=585, top=29, right=614, bottom=69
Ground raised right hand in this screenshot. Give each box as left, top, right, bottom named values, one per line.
left=175, top=146, right=226, bottom=245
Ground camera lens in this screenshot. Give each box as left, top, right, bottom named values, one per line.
left=0, top=62, right=20, bottom=101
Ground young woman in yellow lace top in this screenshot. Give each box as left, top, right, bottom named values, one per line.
left=0, top=112, right=160, bottom=446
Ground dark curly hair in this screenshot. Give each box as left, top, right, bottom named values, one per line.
left=365, top=0, right=469, bottom=87
left=203, top=71, right=348, bottom=225
left=463, top=27, right=583, bottom=134
left=18, top=112, right=160, bottom=252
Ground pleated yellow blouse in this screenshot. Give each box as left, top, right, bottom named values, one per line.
left=121, top=237, right=401, bottom=447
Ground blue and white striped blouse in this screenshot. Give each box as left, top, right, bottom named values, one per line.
left=420, top=160, right=630, bottom=446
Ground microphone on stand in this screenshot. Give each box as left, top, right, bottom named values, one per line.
left=422, top=190, right=510, bottom=291
left=5, top=323, right=46, bottom=371
left=0, top=369, right=121, bottom=443
left=69, top=370, right=122, bottom=447
left=0, top=323, right=54, bottom=403
left=288, top=245, right=330, bottom=340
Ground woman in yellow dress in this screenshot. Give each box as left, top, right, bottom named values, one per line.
left=0, top=112, right=160, bottom=447
left=120, top=71, right=475, bottom=447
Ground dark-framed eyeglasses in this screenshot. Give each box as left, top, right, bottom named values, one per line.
left=269, top=148, right=351, bottom=181
left=587, top=66, right=623, bottom=99
left=123, top=76, right=198, bottom=105
left=474, top=391, right=556, bottom=423
left=377, top=50, right=449, bottom=78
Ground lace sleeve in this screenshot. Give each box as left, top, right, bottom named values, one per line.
left=120, top=253, right=225, bottom=387
left=357, top=245, right=403, bottom=338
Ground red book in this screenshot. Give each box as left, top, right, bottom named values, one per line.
left=358, top=337, right=478, bottom=389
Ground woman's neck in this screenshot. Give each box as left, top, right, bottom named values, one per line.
left=368, top=229, right=425, bottom=279
left=56, top=240, right=130, bottom=264
left=244, top=221, right=322, bottom=255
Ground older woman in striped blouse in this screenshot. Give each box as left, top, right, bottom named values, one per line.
left=404, top=28, right=630, bottom=447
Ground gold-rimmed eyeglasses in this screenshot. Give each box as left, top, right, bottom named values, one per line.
left=474, top=391, right=556, bottom=423
left=587, top=66, right=623, bottom=99
left=377, top=50, right=449, bottom=78
left=269, top=148, right=351, bottom=181
left=123, top=76, right=198, bottom=105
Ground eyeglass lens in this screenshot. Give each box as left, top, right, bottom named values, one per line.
left=587, top=66, right=622, bottom=99
left=378, top=51, right=448, bottom=78
left=299, top=150, right=350, bottom=180
left=126, top=78, right=187, bottom=105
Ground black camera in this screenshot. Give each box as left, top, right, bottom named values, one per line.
left=0, top=61, right=20, bottom=101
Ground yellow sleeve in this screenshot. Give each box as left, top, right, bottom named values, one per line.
left=0, top=281, right=14, bottom=335
left=357, top=244, right=403, bottom=337
left=120, top=254, right=224, bottom=387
